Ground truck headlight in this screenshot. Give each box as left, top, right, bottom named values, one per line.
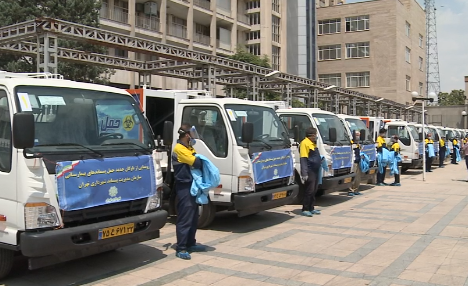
left=145, top=187, right=163, bottom=212
left=24, top=203, right=60, bottom=229
left=238, top=176, right=255, bottom=192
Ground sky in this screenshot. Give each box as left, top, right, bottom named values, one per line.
left=343, top=0, right=468, bottom=93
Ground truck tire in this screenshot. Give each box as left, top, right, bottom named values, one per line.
left=291, top=173, right=305, bottom=205
left=0, top=248, right=14, bottom=280
left=198, top=201, right=216, bottom=229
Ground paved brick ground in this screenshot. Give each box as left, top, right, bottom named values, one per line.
left=2, top=162, right=468, bottom=286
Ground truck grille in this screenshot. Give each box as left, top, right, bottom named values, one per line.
left=255, top=177, right=289, bottom=192
left=61, top=198, right=148, bottom=228
left=334, top=167, right=351, bottom=177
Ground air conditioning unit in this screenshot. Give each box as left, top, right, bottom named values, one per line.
left=144, top=1, right=158, bottom=16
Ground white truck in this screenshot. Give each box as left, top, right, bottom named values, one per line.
left=0, top=72, right=168, bottom=279
left=127, top=89, right=298, bottom=228
left=359, top=116, right=385, bottom=141
left=385, top=121, right=422, bottom=172
left=275, top=108, right=355, bottom=200
left=338, top=114, right=378, bottom=185
left=413, top=124, right=441, bottom=166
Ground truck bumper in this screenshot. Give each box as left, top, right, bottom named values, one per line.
left=361, top=167, right=378, bottom=183
left=234, top=184, right=299, bottom=217
left=20, top=210, right=168, bottom=270
left=319, top=173, right=355, bottom=195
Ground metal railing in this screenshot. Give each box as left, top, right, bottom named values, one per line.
left=193, top=0, right=211, bottom=10
left=194, top=33, right=211, bottom=45
left=167, top=22, right=188, bottom=39
left=100, top=3, right=128, bottom=24
left=135, top=14, right=160, bottom=32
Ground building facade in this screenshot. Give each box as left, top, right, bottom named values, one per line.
left=99, top=0, right=290, bottom=91
left=316, top=0, right=426, bottom=104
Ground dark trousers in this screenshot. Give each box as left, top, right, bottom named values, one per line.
left=426, top=154, right=433, bottom=171
left=377, top=167, right=387, bottom=184
left=176, top=182, right=198, bottom=252
left=394, top=174, right=400, bottom=184
left=465, top=156, right=468, bottom=170
left=302, top=171, right=319, bottom=212
left=439, top=147, right=446, bottom=167
left=452, top=148, right=458, bottom=164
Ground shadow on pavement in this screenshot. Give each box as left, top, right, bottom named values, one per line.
left=2, top=243, right=166, bottom=286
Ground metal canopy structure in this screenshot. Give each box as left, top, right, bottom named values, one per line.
left=0, top=17, right=422, bottom=118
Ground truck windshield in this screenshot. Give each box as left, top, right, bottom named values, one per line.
left=225, top=104, right=289, bottom=147
left=313, top=113, right=350, bottom=145
left=407, top=125, right=421, bottom=142
left=345, top=118, right=373, bottom=143
left=16, top=86, right=154, bottom=153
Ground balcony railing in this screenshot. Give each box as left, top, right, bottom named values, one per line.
left=100, top=3, right=129, bottom=24
left=135, top=14, right=160, bottom=32
left=193, top=0, right=211, bottom=10
left=194, top=33, right=211, bottom=45
left=237, top=13, right=249, bottom=24
left=167, top=22, right=188, bottom=39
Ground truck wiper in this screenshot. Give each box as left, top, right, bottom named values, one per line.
left=253, top=139, right=273, bottom=150
left=101, top=142, right=152, bottom=153
left=36, top=143, right=104, bottom=157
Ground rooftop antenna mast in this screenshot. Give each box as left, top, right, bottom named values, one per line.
left=425, top=0, right=441, bottom=105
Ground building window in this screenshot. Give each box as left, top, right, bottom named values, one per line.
left=248, top=44, right=261, bottom=56
left=405, top=47, right=411, bottom=63
left=318, top=19, right=341, bottom=35
left=272, top=0, right=280, bottom=13
left=406, top=75, right=411, bottom=91
left=345, top=15, right=369, bottom=32
left=246, top=0, right=260, bottom=10
left=419, top=57, right=423, bottom=70
left=319, top=73, right=342, bottom=87
left=318, top=44, right=341, bottom=61
left=419, top=82, right=424, bottom=95
left=346, top=72, right=370, bottom=88
left=249, top=12, right=260, bottom=25
left=114, top=48, right=128, bottom=58
left=405, top=21, right=411, bottom=37
left=246, top=30, right=260, bottom=40
left=272, top=46, right=280, bottom=70
left=272, top=16, right=280, bottom=43
left=419, top=34, right=424, bottom=48
left=346, top=42, right=370, bottom=58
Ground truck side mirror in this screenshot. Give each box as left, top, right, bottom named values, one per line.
left=13, top=112, right=35, bottom=149
left=293, top=125, right=300, bottom=142
left=242, top=122, right=254, bottom=143
left=360, top=129, right=366, bottom=141
left=329, top=127, right=337, bottom=143
left=163, top=121, right=174, bottom=146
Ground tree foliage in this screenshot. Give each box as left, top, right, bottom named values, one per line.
left=0, top=0, right=112, bottom=83
left=438, top=89, right=466, bottom=106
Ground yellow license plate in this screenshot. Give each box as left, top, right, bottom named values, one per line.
left=344, top=177, right=352, bottom=184
left=98, top=223, right=134, bottom=240
left=369, top=169, right=375, bottom=174
left=272, top=191, right=287, bottom=200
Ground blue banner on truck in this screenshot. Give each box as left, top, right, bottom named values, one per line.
left=361, top=144, right=376, bottom=162
left=56, top=155, right=156, bottom=211
left=330, top=146, right=353, bottom=170
left=251, top=149, right=294, bottom=184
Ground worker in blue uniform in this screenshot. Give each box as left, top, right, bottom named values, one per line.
left=172, top=124, right=205, bottom=260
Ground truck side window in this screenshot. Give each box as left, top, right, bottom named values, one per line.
left=388, top=126, right=410, bottom=146
left=182, top=106, right=228, bottom=158
left=0, top=90, right=12, bottom=172
left=279, top=114, right=312, bottom=139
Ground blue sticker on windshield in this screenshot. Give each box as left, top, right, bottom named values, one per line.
left=96, top=100, right=140, bottom=140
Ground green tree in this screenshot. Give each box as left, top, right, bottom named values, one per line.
left=0, top=0, right=112, bottom=83
left=291, top=99, right=305, bottom=108
left=438, top=89, right=466, bottom=106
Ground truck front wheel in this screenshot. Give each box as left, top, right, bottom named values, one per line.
left=0, top=248, right=14, bottom=280
left=198, top=201, right=216, bottom=229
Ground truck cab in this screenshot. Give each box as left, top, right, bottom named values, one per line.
left=129, top=89, right=298, bottom=228
left=276, top=108, right=355, bottom=199
left=414, top=124, right=440, bottom=166
left=0, top=72, right=167, bottom=279
left=360, top=116, right=385, bottom=141
left=385, top=121, right=422, bottom=172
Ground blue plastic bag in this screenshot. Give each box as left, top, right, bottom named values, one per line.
left=360, top=153, right=370, bottom=173
left=427, top=144, right=435, bottom=158
left=318, top=156, right=328, bottom=185
left=190, top=154, right=220, bottom=205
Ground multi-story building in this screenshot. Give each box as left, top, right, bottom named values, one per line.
left=316, top=0, right=426, bottom=104
left=99, top=0, right=289, bottom=91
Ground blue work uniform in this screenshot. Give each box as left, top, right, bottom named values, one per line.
left=299, top=137, right=321, bottom=212
left=172, top=140, right=202, bottom=252
left=376, top=136, right=387, bottom=184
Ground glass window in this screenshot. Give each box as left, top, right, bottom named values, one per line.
left=345, top=15, right=369, bottom=32
left=345, top=118, right=373, bottom=143
left=405, top=21, right=411, bottom=37
left=16, top=86, right=154, bottom=154
left=419, top=34, right=424, bottom=47
left=406, top=75, right=411, bottom=91
left=319, top=73, right=342, bottom=87
left=247, top=43, right=261, bottom=55
left=182, top=106, right=228, bottom=158
left=419, top=82, right=424, bottom=95
left=246, top=30, right=260, bottom=40
left=0, top=90, right=11, bottom=172
left=279, top=114, right=312, bottom=140
left=388, top=126, right=411, bottom=146
left=313, top=113, right=350, bottom=145
left=318, top=44, right=341, bottom=61
left=346, top=72, right=370, bottom=88
left=407, top=125, right=421, bottom=142
left=346, top=42, right=370, bottom=58
left=246, top=0, right=260, bottom=9
left=272, top=16, right=280, bottom=43
left=272, top=0, right=280, bottom=13
left=318, top=19, right=341, bottom=35
left=272, top=46, right=280, bottom=70
left=419, top=56, right=423, bottom=70
left=405, top=47, right=411, bottom=63
left=249, top=12, right=260, bottom=25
